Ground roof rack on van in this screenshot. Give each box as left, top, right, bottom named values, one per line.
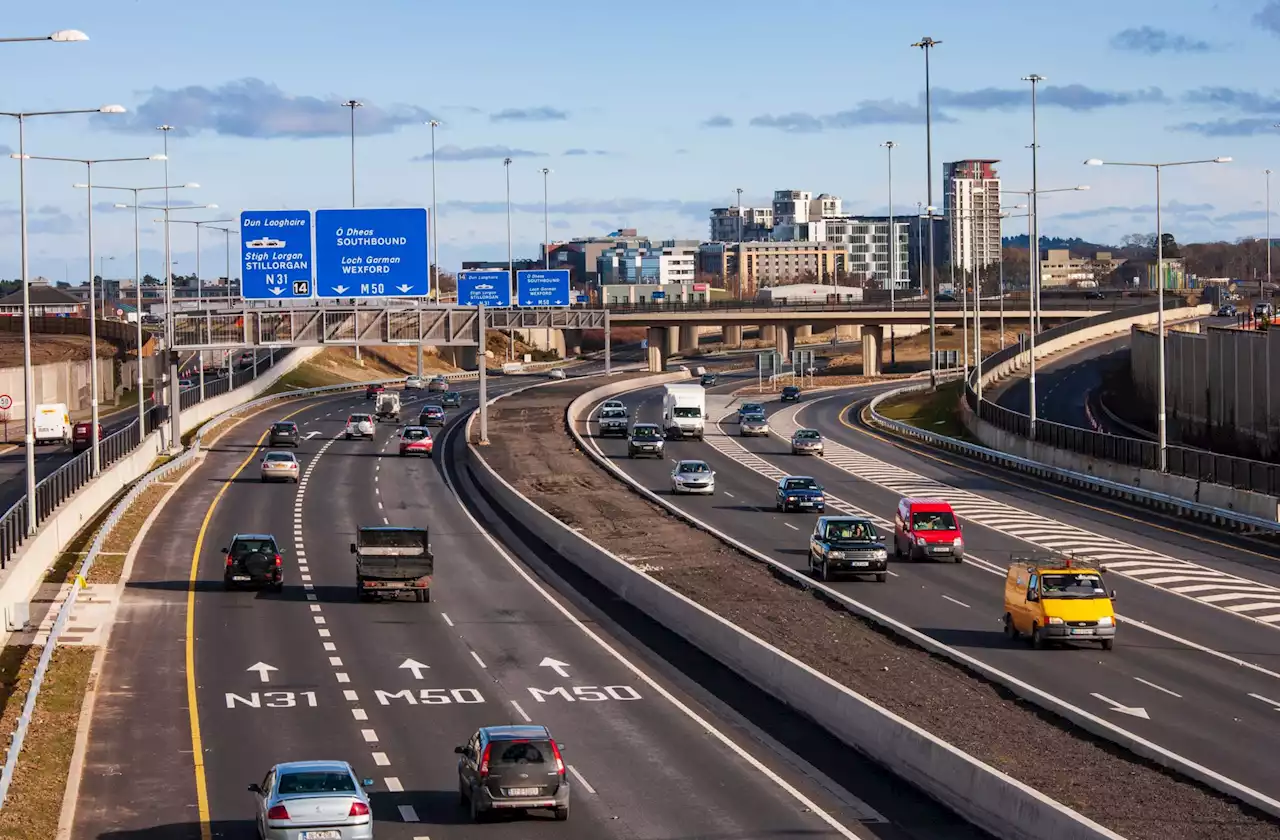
left=1009, top=551, right=1106, bottom=572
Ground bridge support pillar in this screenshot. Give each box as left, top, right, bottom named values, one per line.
left=722, top=324, right=743, bottom=347
left=758, top=325, right=776, bottom=344
left=776, top=325, right=793, bottom=361
left=861, top=325, right=883, bottom=377
left=664, top=325, right=681, bottom=360
left=563, top=328, right=584, bottom=357
left=647, top=327, right=667, bottom=372
left=794, top=324, right=812, bottom=340
left=679, top=324, right=700, bottom=354
left=836, top=324, right=862, bottom=342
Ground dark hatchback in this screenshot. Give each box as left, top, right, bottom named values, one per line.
left=419, top=405, right=447, bottom=427
left=268, top=421, right=299, bottom=447
left=456, top=724, right=570, bottom=822
left=223, top=533, right=283, bottom=591
left=700, top=372, right=718, bottom=387
left=781, top=385, right=801, bottom=402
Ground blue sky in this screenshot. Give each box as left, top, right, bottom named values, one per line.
left=2, top=0, right=1280, bottom=283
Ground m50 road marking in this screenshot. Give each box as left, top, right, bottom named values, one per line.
left=372, top=685, right=643, bottom=705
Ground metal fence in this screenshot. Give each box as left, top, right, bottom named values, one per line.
left=602, top=295, right=1153, bottom=316
left=0, top=348, right=293, bottom=569
left=965, top=304, right=1280, bottom=496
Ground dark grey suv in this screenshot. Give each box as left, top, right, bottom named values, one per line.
left=456, top=724, right=569, bottom=822
left=268, top=421, right=299, bottom=447
left=627, top=423, right=665, bottom=458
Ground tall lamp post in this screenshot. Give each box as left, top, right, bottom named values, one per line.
left=1085, top=156, right=1231, bottom=471
left=1023, top=75, right=1045, bottom=339
left=19, top=151, right=163, bottom=476
left=427, top=119, right=441, bottom=304
left=97, top=182, right=198, bottom=440
left=735, top=187, right=744, bottom=296
left=912, top=36, right=942, bottom=386
left=540, top=167, right=552, bottom=269
left=165, top=217, right=233, bottom=400
left=881, top=141, right=898, bottom=366
left=1266, top=169, right=1273, bottom=304
left=206, top=225, right=237, bottom=301
left=504, top=156, right=514, bottom=361
left=1, top=103, right=126, bottom=534
left=342, top=102, right=363, bottom=361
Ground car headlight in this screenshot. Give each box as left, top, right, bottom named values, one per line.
left=874, top=549, right=887, bottom=560
left=952, top=537, right=964, bottom=547
left=1046, top=616, right=1065, bottom=625
left=915, top=536, right=926, bottom=546
left=827, top=551, right=844, bottom=559
left=1097, top=616, right=1114, bottom=626
left=786, top=496, right=796, bottom=502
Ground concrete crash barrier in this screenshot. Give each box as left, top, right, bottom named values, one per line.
left=464, top=376, right=1126, bottom=840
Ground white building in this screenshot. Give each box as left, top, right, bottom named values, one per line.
left=943, top=159, right=1002, bottom=278
left=773, top=215, right=910, bottom=289
left=771, top=190, right=841, bottom=227
left=756, top=282, right=864, bottom=303
left=709, top=206, right=773, bottom=242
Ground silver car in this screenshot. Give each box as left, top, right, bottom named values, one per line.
left=259, top=451, right=299, bottom=483
left=671, top=460, right=715, bottom=495
left=791, top=428, right=825, bottom=456
left=344, top=414, right=375, bottom=439
left=405, top=375, right=424, bottom=390
left=249, top=760, right=374, bottom=840
left=740, top=415, right=770, bottom=436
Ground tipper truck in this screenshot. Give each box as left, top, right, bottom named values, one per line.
left=662, top=382, right=706, bottom=439
left=351, top=526, right=434, bottom=602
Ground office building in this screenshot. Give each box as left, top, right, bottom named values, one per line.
left=596, top=239, right=700, bottom=285
left=728, top=241, right=847, bottom=297
left=709, top=206, right=773, bottom=242
left=1039, top=249, right=1126, bottom=287
left=775, top=215, right=910, bottom=289
left=771, top=190, right=841, bottom=227
left=554, top=229, right=646, bottom=285
left=943, top=159, right=1002, bottom=278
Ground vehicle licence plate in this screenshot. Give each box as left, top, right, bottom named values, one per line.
left=301, top=832, right=341, bottom=840
left=1070, top=628, right=1095, bottom=635
left=232, top=575, right=250, bottom=581
left=849, top=561, right=869, bottom=567
left=505, top=787, right=539, bottom=796
left=799, top=501, right=813, bottom=506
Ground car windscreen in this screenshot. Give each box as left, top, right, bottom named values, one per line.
left=402, top=428, right=429, bottom=440
left=673, top=407, right=701, bottom=418
left=601, top=409, right=627, bottom=419
left=825, top=521, right=877, bottom=541
left=678, top=462, right=710, bottom=473
left=784, top=479, right=818, bottom=491
left=1040, top=573, right=1107, bottom=599
left=271, top=423, right=295, bottom=432
left=911, top=511, right=957, bottom=530
left=741, top=404, right=763, bottom=413
left=231, top=539, right=275, bottom=556
left=445, top=392, right=460, bottom=398
left=277, top=771, right=356, bottom=795
left=265, top=453, right=294, bottom=462
left=795, top=430, right=820, bottom=440
left=488, top=739, right=553, bottom=769
left=632, top=427, right=660, bottom=439
left=351, top=415, right=371, bottom=422
left=784, top=387, right=799, bottom=394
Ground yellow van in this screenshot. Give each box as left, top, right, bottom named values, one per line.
left=1003, top=559, right=1117, bottom=650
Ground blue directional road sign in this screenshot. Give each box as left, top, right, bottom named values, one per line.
left=315, top=207, right=429, bottom=298
left=516, top=269, right=570, bottom=307
left=240, top=210, right=313, bottom=300
left=457, top=270, right=512, bottom=307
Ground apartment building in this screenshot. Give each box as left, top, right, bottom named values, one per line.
left=771, top=190, right=842, bottom=227
left=777, top=216, right=911, bottom=289
left=709, top=206, right=773, bottom=242
left=943, top=159, right=1002, bottom=278
left=1039, top=249, right=1126, bottom=287
left=728, top=241, right=847, bottom=297
left=596, top=239, right=700, bottom=285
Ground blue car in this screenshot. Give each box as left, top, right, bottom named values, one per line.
left=775, top=475, right=826, bottom=513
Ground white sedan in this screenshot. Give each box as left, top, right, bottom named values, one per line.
left=671, top=459, right=716, bottom=495
left=405, top=375, right=424, bottom=390
left=259, top=451, right=299, bottom=483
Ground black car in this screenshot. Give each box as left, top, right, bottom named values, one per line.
left=456, top=724, right=570, bottom=822
left=935, top=293, right=957, bottom=303
left=627, top=423, right=665, bottom=458
left=781, top=385, right=801, bottom=402
left=776, top=475, right=826, bottom=512
left=1217, top=304, right=1237, bottom=317
left=222, top=533, right=283, bottom=591
left=1084, top=290, right=1106, bottom=300
left=808, top=517, right=888, bottom=582
left=700, top=373, right=717, bottom=387
left=268, top=420, right=299, bottom=448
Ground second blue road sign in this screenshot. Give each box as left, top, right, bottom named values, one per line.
left=516, top=269, right=570, bottom=307
left=315, top=207, right=430, bottom=298
left=457, top=270, right=512, bottom=307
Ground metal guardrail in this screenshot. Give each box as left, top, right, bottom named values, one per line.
left=870, top=380, right=1280, bottom=534
left=0, top=349, right=295, bottom=570
left=964, top=304, right=1280, bottom=496
left=0, top=364, right=482, bottom=810
left=602, top=295, right=1152, bottom=315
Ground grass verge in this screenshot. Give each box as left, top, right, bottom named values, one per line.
left=875, top=379, right=974, bottom=440
left=0, top=646, right=95, bottom=840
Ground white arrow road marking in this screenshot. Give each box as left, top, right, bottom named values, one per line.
left=1090, top=692, right=1150, bottom=719
left=247, top=662, right=277, bottom=683
left=1248, top=692, right=1280, bottom=711
left=304, top=431, right=322, bottom=440
left=539, top=657, right=571, bottom=678
left=399, top=658, right=430, bottom=679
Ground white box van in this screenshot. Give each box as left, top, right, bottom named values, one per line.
left=662, top=383, right=706, bottom=439
left=34, top=403, right=71, bottom=445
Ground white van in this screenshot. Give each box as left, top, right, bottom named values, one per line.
left=34, top=403, right=71, bottom=445
left=662, top=383, right=706, bottom=440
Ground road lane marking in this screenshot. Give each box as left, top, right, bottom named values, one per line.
left=1134, top=677, right=1182, bottom=698
left=510, top=700, right=532, bottom=722
left=323, top=642, right=335, bottom=651
left=397, top=805, right=420, bottom=822
left=313, top=616, right=326, bottom=625
left=329, top=657, right=343, bottom=666
left=318, top=629, right=331, bottom=638
left=372, top=752, right=390, bottom=766
left=352, top=709, right=368, bottom=721
left=441, top=612, right=454, bottom=627
left=336, top=672, right=350, bottom=683
left=362, top=729, right=378, bottom=743
left=306, top=594, right=317, bottom=601
left=942, top=595, right=970, bottom=609
left=384, top=776, right=403, bottom=792
left=784, top=523, right=799, bottom=531
left=1249, top=693, right=1280, bottom=710
left=344, top=690, right=358, bottom=701
left=310, top=604, right=321, bottom=612
left=470, top=651, right=487, bottom=668
left=724, top=491, right=735, bottom=498
left=567, top=764, right=597, bottom=795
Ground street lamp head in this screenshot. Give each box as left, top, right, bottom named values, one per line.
left=1022, top=74, right=1046, bottom=83
left=911, top=37, right=941, bottom=48
left=206, top=204, right=219, bottom=209
left=1214, top=157, right=1232, bottom=163
left=1084, top=159, right=1105, bottom=166
left=48, top=29, right=89, bottom=42
left=99, top=105, right=126, bottom=114
left=343, top=100, right=364, bottom=108
left=156, top=124, right=173, bottom=132
left=181, top=182, right=200, bottom=188
left=9, top=153, right=28, bottom=160
left=1074, top=185, right=1091, bottom=190
left=149, top=154, right=168, bottom=161
left=502, top=157, right=512, bottom=165
left=113, top=203, right=129, bottom=209
left=72, top=183, right=89, bottom=189
left=427, top=119, right=441, bottom=127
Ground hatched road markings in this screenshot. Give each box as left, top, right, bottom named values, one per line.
left=764, top=406, right=1280, bottom=628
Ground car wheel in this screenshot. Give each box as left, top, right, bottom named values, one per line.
left=554, top=806, right=569, bottom=821
left=1031, top=624, right=1045, bottom=650
left=469, top=792, right=485, bottom=823
left=259, top=477, right=266, bottom=483
left=272, top=581, right=284, bottom=594
left=819, top=561, right=829, bottom=582
left=1100, top=639, right=1114, bottom=651
left=459, top=778, right=469, bottom=806
left=1003, top=614, right=1018, bottom=640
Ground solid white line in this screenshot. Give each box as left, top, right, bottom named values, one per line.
left=567, top=764, right=597, bottom=795
left=343, top=689, right=358, bottom=701
left=784, top=523, right=799, bottom=531
left=1134, top=677, right=1182, bottom=698
left=942, top=595, right=971, bottom=609
left=510, top=700, right=532, bottom=722
left=362, top=729, right=378, bottom=743
left=397, top=804, right=420, bottom=822
left=441, top=612, right=454, bottom=627
left=470, top=651, right=487, bottom=668
left=372, top=752, right=390, bottom=766
left=384, top=776, right=403, bottom=792
left=723, top=491, right=735, bottom=498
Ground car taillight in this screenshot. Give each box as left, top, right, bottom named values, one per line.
left=348, top=801, right=370, bottom=816
left=274, top=554, right=282, bottom=567
left=550, top=740, right=565, bottom=775
left=478, top=743, right=491, bottom=778
left=266, top=804, right=289, bottom=820
left=225, top=555, right=233, bottom=567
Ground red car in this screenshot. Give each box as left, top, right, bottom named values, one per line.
left=366, top=383, right=386, bottom=400
left=398, top=426, right=434, bottom=457
left=72, top=422, right=104, bottom=453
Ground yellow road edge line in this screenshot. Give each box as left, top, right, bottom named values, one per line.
left=185, top=399, right=324, bottom=838
left=840, top=398, right=1280, bottom=563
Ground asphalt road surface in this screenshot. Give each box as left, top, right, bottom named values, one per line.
left=71, top=372, right=986, bottom=839
left=582, top=375, right=1280, bottom=802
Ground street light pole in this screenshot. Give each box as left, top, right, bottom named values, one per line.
left=343, top=101, right=363, bottom=362
left=2, top=102, right=127, bottom=534
left=912, top=36, right=941, bottom=387
left=1267, top=169, right=1272, bottom=304
left=1022, top=75, right=1044, bottom=438
left=736, top=187, right=744, bottom=296
left=504, top=156, right=514, bottom=362
left=428, top=119, right=440, bottom=305
left=882, top=141, right=898, bottom=366
left=540, top=167, right=551, bottom=269
left=165, top=216, right=232, bottom=399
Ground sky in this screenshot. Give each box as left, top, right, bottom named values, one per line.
left=2, top=0, right=1280, bottom=284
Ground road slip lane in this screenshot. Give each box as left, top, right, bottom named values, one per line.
left=295, top=395, right=890, bottom=838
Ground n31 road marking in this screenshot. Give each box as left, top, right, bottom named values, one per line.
left=372, top=685, right=644, bottom=705
left=226, top=691, right=318, bottom=708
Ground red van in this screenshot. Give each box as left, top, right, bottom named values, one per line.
left=72, top=422, right=103, bottom=453
left=894, top=497, right=963, bottom=562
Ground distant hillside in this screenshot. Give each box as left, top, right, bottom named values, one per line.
left=1002, top=235, right=1115, bottom=252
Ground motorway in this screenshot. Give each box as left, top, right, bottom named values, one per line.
left=581, top=373, right=1280, bottom=800
left=71, top=370, right=985, bottom=839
